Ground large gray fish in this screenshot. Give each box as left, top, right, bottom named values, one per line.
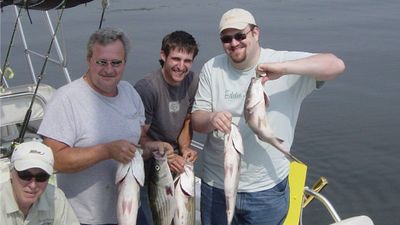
left=224, top=124, right=244, bottom=225
left=174, top=161, right=195, bottom=225
left=244, top=75, right=302, bottom=163
left=148, top=151, right=177, bottom=225
left=115, top=148, right=145, bottom=225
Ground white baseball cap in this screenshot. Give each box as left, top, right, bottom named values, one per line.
left=11, top=141, right=54, bottom=175
left=219, top=8, right=257, bottom=33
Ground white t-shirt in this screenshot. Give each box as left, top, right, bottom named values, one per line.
left=38, top=78, right=145, bottom=224
left=192, top=48, right=317, bottom=192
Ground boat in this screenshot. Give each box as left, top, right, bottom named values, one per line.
left=0, top=2, right=374, bottom=225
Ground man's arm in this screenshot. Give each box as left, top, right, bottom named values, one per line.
left=140, top=124, right=185, bottom=173
left=139, top=125, right=156, bottom=160
left=139, top=125, right=175, bottom=161
left=178, top=115, right=198, bottom=162
left=43, top=138, right=137, bottom=173
left=191, top=110, right=232, bottom=134
left=257, top=53, right=345, bottom=82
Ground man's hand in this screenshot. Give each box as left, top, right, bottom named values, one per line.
left=168, top=154, right=185, bottom=174
left=256, top=63, right=286, bottom=84
left=209, top=111, right=232, bottom=134
left=181, top=147, right=198, bottom=162
left=105, top=140, right=137, bottom=164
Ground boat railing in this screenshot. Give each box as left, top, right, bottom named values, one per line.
left=303, top=187, right=341, bottom=222
left=1, top=6, right=72, bottom=88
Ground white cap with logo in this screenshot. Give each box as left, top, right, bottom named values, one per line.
left=11, top=141, right=54, bottom=175
left=219, top=8, right=257, bottom=33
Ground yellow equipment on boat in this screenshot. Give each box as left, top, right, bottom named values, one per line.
left=283, top=161, right=308, bottom=225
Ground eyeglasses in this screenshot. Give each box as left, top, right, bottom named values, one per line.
left=16, top=170, right=50, bottom=182
left=95, top=59, right=124, bottom=68
left=220, top=29, right=252, bottom=44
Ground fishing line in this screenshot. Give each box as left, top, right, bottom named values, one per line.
left=98, top=0, right=109, bottom=29
left=0, top=3, right=24, bottom=88
left=24, top=3, right=33, bottom=24
left=8, top=2, right=67, bottom=154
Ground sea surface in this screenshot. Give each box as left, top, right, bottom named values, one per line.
left=1, top=0, right=400, bottom=224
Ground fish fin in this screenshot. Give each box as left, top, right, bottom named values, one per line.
left=115, top=163, right=130, bottom=184
left=180, top=183, right=194, bottom=197
left=173, top=176, right=181, bottom=189
left=179, top=164, right=195, bottom=196
left=131, top=153, right=145, bottom=186
left=264, top=92, right=270, bottom=107
left=231, top=125, right=244, bottom=155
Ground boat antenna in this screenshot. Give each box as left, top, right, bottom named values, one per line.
left=9, top=2, right=67, bottom=153
left=98, top=0, right=109, bottom=29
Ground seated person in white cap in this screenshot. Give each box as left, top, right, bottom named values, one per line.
left=0, top=141, right=79, bottom=225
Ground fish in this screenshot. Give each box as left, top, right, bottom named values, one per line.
left=224, top=124, right=244, bottom=225
left=244, top=75, right=303, bottom=163
left=174, top=161, right=196, bottom=225
left=115, top=148, right=145, bottom=225
left=148, top=151, right=177, bottom=225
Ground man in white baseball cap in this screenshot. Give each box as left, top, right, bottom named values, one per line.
left=191, top=7, right=345, bottom=225
left=11, top=141, right=54, bottom=175
left=0, top=141, right=79, bottom=225
left=218, top=8, right=256, bottom=33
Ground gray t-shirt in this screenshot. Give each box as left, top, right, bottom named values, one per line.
left=134, top=69, right=198, bottom=151
left=38, top=78, right=145, bottom=224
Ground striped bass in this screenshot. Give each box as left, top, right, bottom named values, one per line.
left=115, top=148, right=145, bottom=225
left=224, top=124, right=244, bottom=225
left=174, top=161, right=195, bottom=225
left=149, top=151, right=176, bottom=225
left=244, top=76, right=302, bottom=163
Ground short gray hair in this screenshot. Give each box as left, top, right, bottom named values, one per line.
left=86, top=27, right=131, bottom=60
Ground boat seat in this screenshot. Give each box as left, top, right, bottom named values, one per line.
left=1, top=83, right=54, bottom=147
left=0, top=83, right=55, bottom=127
left=330, top=215, right=374, bottom=225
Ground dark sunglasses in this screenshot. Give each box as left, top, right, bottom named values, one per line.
left=220, top=29, right=252, bottom=44
left=16, top=170, right=50, bottom=182
left=95, top=59, right=124, bottom=68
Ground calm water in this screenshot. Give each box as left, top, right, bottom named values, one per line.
left=2, top=0, right=400, bottom=224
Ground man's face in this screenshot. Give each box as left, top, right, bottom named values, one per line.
left=161, top=48, right=194, bottom=86
left=11, top=168, right=49, bottom=210
left=220, top=26, right=258, bottom=64
left=86, top=40, right=126, bottom=97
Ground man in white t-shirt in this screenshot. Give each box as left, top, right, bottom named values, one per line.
left=191, top=8, right=345, bottom=225
left=38, top=27, right=172, bottom=225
